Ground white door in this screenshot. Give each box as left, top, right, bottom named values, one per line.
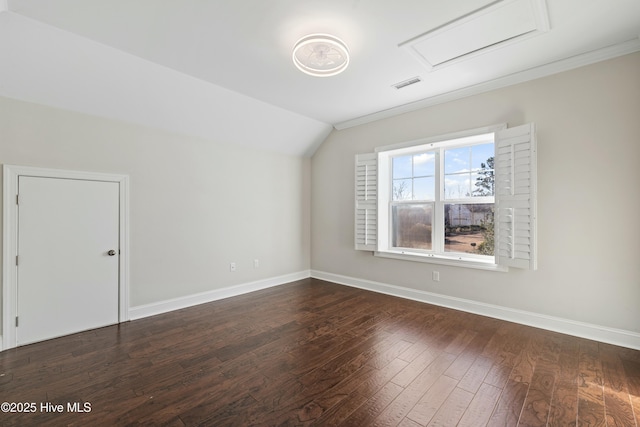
left=17, top=176, right=120, bottom=345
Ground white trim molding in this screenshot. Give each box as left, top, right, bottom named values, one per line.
left=311, top=270, right=640, bottom=351
left=2, top=164, right=130, bottom=351
left=129, top=270, right=311, bottom=320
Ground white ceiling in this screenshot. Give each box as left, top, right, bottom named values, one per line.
left=1, top=0, right=639, bottom=156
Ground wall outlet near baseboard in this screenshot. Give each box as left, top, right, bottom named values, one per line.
left=432, top=271, right=440, bottom=281
left=230, top=262, right=236, bottom=272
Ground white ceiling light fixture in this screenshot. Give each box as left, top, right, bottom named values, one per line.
left=292, top=34, right=350, bottom=77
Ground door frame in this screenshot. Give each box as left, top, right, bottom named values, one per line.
left=2, top=164, right=130, bottom=351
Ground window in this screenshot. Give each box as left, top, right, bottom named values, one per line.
left=382, top=133, right=496, bottom=263
left=355, top=124, right=537, bottom=271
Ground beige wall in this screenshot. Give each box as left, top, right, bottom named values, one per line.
left=0, top=97, right=311, bottom=314
left=311, top=53, right=640, bottom=333
left=1, top=52, right=638, bottom=344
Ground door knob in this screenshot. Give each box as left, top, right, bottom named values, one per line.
left=107, top=250, right=117, bottom=256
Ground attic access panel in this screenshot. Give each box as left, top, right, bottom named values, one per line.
left=400, top=0, right=550, bottom=71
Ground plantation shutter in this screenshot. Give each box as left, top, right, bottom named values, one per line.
left=495, top=123, right=537, bottom=270
left=355, top=153, right=378, bottom=251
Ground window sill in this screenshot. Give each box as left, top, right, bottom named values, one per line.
left=374, top=250, right=508, bottom=272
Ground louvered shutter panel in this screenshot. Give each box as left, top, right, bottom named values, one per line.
left=495, top=123, right=537, bottom=270
left=355, top=153, right=378, bottom=251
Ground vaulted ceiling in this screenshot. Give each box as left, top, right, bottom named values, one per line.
left=1, top=0, right=639, bottom=156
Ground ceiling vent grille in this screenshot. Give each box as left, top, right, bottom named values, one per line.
left=400, top=0, right=550, bottom=71
left=393, top=76, right=422, bottom=90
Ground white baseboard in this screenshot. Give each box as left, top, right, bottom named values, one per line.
left=129, top=270, right=311, bottom=320
left=311, top=270, right=640, bottom=351
left=4, top=270, right=638, bottom=352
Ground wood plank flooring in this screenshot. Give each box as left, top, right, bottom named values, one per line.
left=1, top=278, right=639, bottom=426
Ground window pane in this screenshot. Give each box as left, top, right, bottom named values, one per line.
left=444, top=174, right=471, bottom=199
left=393, top=179, right=412, bottom=200
left=472, top=171, right=494, bottom=196
left=444, top=146, right=470, bottom=174
left=471, top=143, right=494, bottom=172
left=444, top=204, right=494, bottom=255
left=413, top=152, right=435, bottom=177
left=471, top=143, right=494, bottom=196
left=392, top=204, right=432, bottom=250
left=393, top=156, right=412, bottom=179
left=413, top=177, right=434, bottom=200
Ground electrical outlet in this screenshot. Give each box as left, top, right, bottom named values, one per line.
left=432, top=271, right=440, bottom=281
left=230, top=262, right=236, bottom=272
left=254, top=259, right=259, bottom=268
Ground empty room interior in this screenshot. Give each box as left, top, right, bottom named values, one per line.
left=1, top=1, right=639, bottom=426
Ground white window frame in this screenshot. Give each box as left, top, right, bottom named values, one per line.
left=355, top=123, right=537, bottom=272
left=377, top=125, right=501, bottom=269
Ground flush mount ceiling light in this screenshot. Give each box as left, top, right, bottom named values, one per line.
left=292, top=34, right=350, bottom=77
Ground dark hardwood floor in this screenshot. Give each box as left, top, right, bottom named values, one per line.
left=1, top=278, right=639, bottom=426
